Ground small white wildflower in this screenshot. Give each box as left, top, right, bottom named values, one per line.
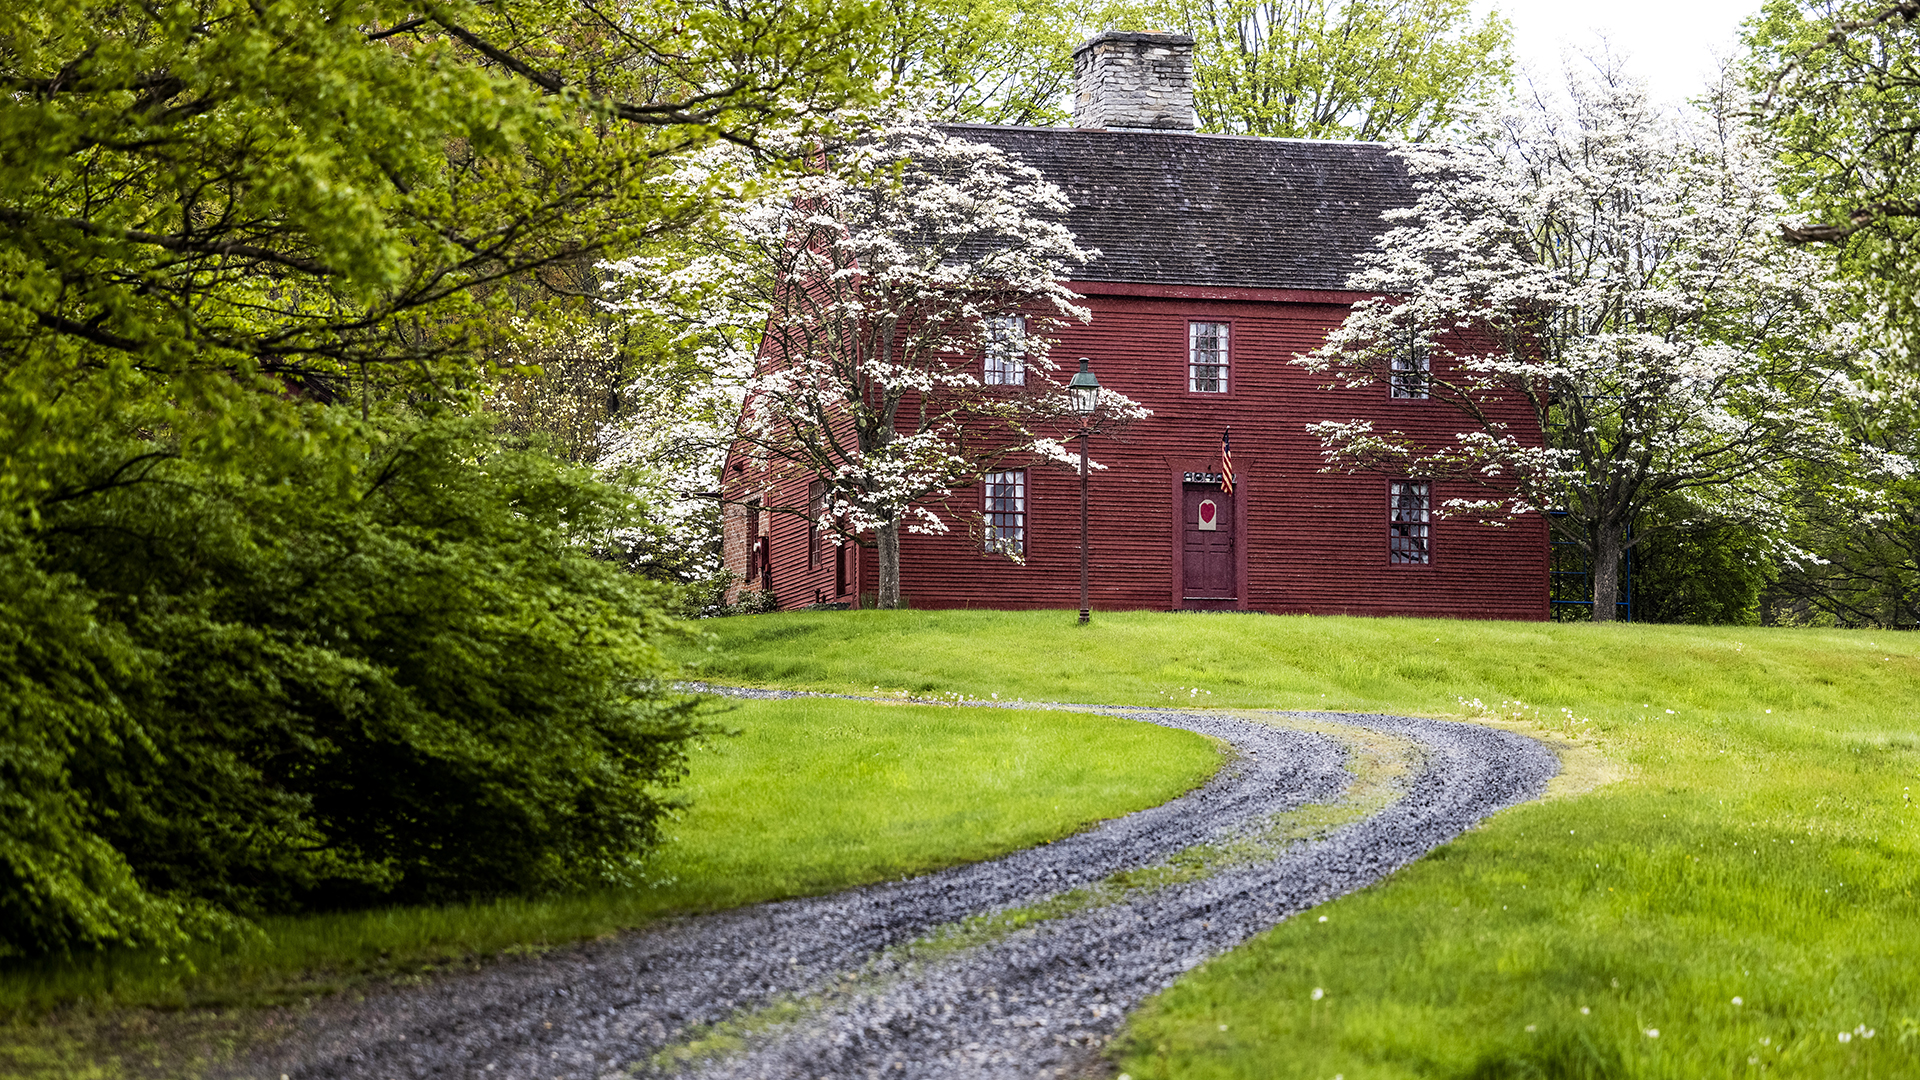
left=1524, top=1024, right=1536, bottom=1032
left=1580, top=1006, right=1590, bottom=1015
left=1311, top=987, right=1325, bottom=1001
left=1838, top=1031, right=1851, bottom=1043
left=1644, top=1028, right=1659, bottom=1038
left=1732, top=997, right=1743, bottom=1006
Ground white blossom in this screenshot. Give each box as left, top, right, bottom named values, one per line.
left=602, top=110, right=1145, bottom=607
left=1298, top=62, right=1870, bottom=617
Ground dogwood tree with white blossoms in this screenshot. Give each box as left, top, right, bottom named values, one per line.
left=1298, top=64, right=1861, bottom=619
left=603, top=113, right=1145, bottom=609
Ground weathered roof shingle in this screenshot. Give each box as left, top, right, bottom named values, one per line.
left=945, top=124, right=1410, bottom=292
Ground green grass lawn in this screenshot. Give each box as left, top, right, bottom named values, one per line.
left=0, top=696, right=1217, bottom=1077
left=682, top=609, right=1920, bottom=1079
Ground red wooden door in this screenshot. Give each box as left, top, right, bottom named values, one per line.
left=1182, top=484, right=1236, bottom=606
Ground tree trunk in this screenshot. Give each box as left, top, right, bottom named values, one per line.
left=876, top=520, right=902, bottom=609
left=1591, top=519, right=1624, bottom=622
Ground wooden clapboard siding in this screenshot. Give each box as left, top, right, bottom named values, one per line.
left=729, top=286, right=1547, bottom=620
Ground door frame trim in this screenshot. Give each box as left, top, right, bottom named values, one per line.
left=1168, top=458, right=1249, bottom=611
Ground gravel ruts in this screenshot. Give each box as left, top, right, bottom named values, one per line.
left=248, top=692, right=1558, bottom=1080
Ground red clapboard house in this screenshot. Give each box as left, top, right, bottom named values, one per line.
left=721, top=31, right=1547, bottom=619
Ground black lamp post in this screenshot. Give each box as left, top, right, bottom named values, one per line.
left=1068, top=357, right=1100, bottom=625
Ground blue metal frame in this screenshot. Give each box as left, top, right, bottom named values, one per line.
left=1548, top=511, right=1632, bottom=622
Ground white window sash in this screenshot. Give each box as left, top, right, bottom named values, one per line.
left=1189, top=321, right=1229, bottom=393
left=985, top=315, right=1027, bottom=386
left=983, top=469, right=1026, bottom=555
left=1389, top=481, right=1431, bottom=564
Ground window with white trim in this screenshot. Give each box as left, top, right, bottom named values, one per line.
left=1190, top=321, right=1229, bottom=393
left=983, top=470, right=1026, bottom=556
left=984, top=315, right=1026, bottom=386
left=1389, top=481, right=1431, bottom=564
left=1389, top=333, right=1429, bottom=399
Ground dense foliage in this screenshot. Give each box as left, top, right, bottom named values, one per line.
left=1, top=0, right=872, bottom=957
left=869, top=0, right=1514, bottom=140
left=1742, top=0, right=1920, bottom=627
left=1301, top=64, right=1862, bottom=620
left=2, top=411, right=706, bottom=959
left=1134, top=0, right=1513, bottom=139
left=1749, top=0, right=1920, bottom=367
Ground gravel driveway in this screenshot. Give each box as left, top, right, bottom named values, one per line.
left=245, top=693, right=1557, bottom=1080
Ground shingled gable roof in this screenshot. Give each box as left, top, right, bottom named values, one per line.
left=940, top=123, right=1412, bottom=293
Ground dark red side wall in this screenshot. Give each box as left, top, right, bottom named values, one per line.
left=729, top=284, right=1548, bottom=620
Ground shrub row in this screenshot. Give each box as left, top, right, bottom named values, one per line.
left=0, top=412, right=706, bottom=958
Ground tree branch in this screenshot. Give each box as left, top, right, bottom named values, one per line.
left=1779, top=200, right=1920, bottom=243
left=0, top=208, right=337, bottom=275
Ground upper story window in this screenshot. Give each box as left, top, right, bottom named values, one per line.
left=983, top=469, right=1026, bottom=556
left=984, top=315, right=1026, bottom=386
left=1390, top=333, right=1430, bottom=399
left=1190, top=321, right=1229, bottom=393
left=1389, top=481, right=1431, bottom=564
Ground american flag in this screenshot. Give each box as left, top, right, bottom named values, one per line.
left=1220, top=428, right=1234, bottom=494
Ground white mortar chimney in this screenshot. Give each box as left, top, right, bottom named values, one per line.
left=1072, top=31, right=1199, bottom=132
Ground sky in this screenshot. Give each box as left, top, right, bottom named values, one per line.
left=1485, top=0, right=1769, bottom=106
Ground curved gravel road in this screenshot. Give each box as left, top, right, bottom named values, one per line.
left=247, top=695, right=1557, bottom=1080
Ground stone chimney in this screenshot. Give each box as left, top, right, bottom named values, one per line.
left=1072, top=31, right=1198, bottom=132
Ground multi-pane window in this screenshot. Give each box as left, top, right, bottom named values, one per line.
left=1389, top=481, right=1431, bottom=564
left=808, top=480, right=827, bottom=569
left=984, top=315, right=1026, bottom=386
left=745, top=498, right=762, bottom=581
left=983, top=470, right=1026, bottom=556
left=1190, top=321, right=1229, bottom=393
left=1390, top=333, right=1430, bottom=399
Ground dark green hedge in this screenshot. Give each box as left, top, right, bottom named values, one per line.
left=0, top=412, right=706, bottom=958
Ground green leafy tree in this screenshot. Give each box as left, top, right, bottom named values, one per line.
left=1113, top=0, right=1512, bottom=138
left=1748, top=0, right=1920, bottom=363
left=1743, top=1, right=1920, bottom=626
left=0, top=0, right=869, bottom=446
left=0, top=0, right=877, bottom=956
left=1629, top=499, right=1775, bottom=625
left=874, top=0, right=1094, bottom=125
left=3, top=409, right=711, bottom=958
left=1765, top=399, right=1920, bottom=626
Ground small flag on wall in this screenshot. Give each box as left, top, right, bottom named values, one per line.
left=1220, top=428, right=1235, bottom=494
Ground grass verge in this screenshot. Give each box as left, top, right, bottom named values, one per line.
left=0, top=695, right=1220, bottom=1078
left=679, top=609, right=1920, bottom=1078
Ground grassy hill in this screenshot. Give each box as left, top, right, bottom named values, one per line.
left=684, top=609, right=1920, bottom=1078
left=0, top=695, right=1216, bottom=1077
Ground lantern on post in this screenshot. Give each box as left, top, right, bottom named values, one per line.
left=1069, top=358, right=1100, bottom=625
